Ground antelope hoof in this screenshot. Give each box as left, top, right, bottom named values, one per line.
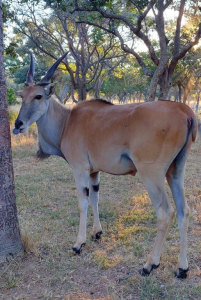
left=175, top=268, right=189, bottom=279
left=139, top=263, right=160, bottom=276
left=91, top=231, right=103, bottom=241
left=72, top=243, right=85, bottom=254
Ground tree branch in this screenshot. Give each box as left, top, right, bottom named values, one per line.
left=110, top=23, right=154, bottom=77
left=169, top=23, right=201, bottom=76
left=74, top=1, right=159, bottom=66
left=173, top=0, right=186, bottom=56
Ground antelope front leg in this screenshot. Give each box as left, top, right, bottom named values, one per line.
left=72, top=170, right=89, bottom=254
left=89, top=172, right=102, bottom=240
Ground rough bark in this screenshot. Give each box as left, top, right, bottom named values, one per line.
left=158, top=67, right=172, bottom=100
left=0, top=0, right=23, bottom=261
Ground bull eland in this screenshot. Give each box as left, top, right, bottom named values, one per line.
left=14, top=53, right=197, bottom=278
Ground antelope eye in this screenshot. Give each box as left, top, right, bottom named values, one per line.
left=35, top=95, right=42, bottom=100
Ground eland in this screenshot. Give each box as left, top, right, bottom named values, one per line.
left=14, top=53, right=197, bottom=278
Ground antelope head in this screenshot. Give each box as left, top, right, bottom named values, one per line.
left=13, top=52, right=67, bottom=135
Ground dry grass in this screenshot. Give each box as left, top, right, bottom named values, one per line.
left=0, top=125, right=201, bottom=299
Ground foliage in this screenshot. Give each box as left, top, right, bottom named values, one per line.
left=2, top=1, right=14, bottom=23
left=13, top=59, right=49, bottom=85
left=100, top=54, right=152, bottom=101
left=70, top=0, right=201, bottom=100
left=4, top=0, right=126, bottom=101
left=3, top=0, right=201, bottom=104
left=6, top=87, right=18, bottom=106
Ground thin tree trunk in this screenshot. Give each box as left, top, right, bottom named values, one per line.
left=78, top=70, right=87, bottom=101
left=0, top=0, right=23, bottom=261
left=94, top=79, right=103, bottom=99
left=195, top=77, right=201, bottom=113
left=183, top=87, right=189, bottom=104
left=78, top=84, right=86, bottom=101
left=182, top=77, right=191, bottom=104
left=178, top=83, right=182, bottom=102
left=195, top=92, right=200, bottom=113
left=59, top=85, right=70, bottom=103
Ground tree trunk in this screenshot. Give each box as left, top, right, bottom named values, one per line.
left=173, top=87, right=179, bottom=102
left=78, top=71, right=87, bottom=101
left=94, top=79, right=103, bottom=99
left=195, top=92, right=200, bottom=113
left=182, top=78, right=191, bottom=104
left=178, top=83, right=182, bottom=102
left=148, top=72, right=159, bottom=101
left=148, top=57, right=169, bottom=101
left=59, top=84, right=70, bottom=103
left=0, top=0, right=23, bottom=261
left=183, top=87, right=189, bottom=104
left=158, top=67, right=172, bottom=100
left=195, top=77, right=201, bottom=113
left=78, top=84, right=87, bottom=101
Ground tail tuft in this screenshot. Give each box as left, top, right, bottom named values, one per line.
left=187, top=117, right=197, bottom=142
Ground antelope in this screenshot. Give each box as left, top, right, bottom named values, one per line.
left=14, top=53, right=197, bottom=279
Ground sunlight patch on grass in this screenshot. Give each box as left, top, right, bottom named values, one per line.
left=107, top=193, right=156, bottom=247
left=116, top=224, right=150, bottom=241
left=93, top=250, right=122, bottom=269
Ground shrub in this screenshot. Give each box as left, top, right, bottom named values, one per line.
left=7, top=88, right=19, bottom=106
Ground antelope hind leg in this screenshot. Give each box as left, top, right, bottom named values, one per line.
left=136, top=166, right=174, bottom=276
left=89, top=172, right=103, bottom=241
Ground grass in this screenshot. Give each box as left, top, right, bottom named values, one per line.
left=0, top=123, right=201, bottom=299
left=8, top=105, right=20, bottom=124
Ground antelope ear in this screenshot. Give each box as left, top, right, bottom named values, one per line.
left=44, top=84, right=55, bottom=99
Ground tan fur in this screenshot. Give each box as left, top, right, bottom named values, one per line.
left=15, top=91, right=197, bottom=277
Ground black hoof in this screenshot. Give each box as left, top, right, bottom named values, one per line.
left=95, top=231, right=103, bottom=240
left=139, top=268, right=150, bottom=276
left=72, top=243, right=85, bottom=254
left=175, top=268, right=189, bottom=279
left=91, top=231, right=103, bottom=241
left=139, top=264, right=160, bottom=276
